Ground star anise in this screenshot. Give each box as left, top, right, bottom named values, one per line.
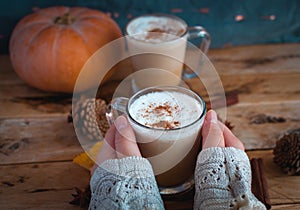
left=69, top=185, right=91, bottom=208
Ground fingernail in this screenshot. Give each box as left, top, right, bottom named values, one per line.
left=207, top=110, right=218, bottom=124
left=115, top=115, right=128, bottom=130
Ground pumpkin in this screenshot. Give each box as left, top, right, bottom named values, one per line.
left=9, top=6, right=122, bottom=93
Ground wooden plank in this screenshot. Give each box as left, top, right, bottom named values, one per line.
left=271, top=204, right=300, bottom=210
left=247, top=150, right=300, bottom=205
left=0, top=190, right=88, bottom=210
left=0, top=115, right=84, bottom=164
left=225, top=100, right=300, bottom=149
left=221, top=72, right=300, bottom=103
left=186, top=72, right=300, bottom=104
left=0, top=84, right=64, bottom=98
left=0, top=95, right=72, bottom=118
left=0, top=161, right=90, bottom=210
left=0, top=80, right=119, bottom=118
left=207, top=43, right=300, bottom=75
left=1, top=72, right=299, bottom=117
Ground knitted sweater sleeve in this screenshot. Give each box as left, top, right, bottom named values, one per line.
left=194, top=147, right=266, bottom=210
left=89, top=156, right=165, bottom=210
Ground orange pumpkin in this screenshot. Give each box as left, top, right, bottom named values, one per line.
left=9, top=6, right=122, bottom=93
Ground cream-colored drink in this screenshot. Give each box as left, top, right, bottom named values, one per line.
left=126, top=15, right=188, bottom=91
left=128, top=90, right=204, bottom=186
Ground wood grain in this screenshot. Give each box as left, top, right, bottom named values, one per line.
left=226, top=100, right=300, bottom=149
left=207, top=43, right=300, bottom=75
left=1, top=44, right=299, bottom=209
left=0, top=116, right=82, bottom=164
left=1, top=70, right=299, bottom=117
left=0, top=161, right=90, bottom=210
left=271, top=204, right=300, bottom=210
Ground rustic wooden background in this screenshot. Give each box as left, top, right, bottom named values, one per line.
left=0, top=43, right=299, bottom=209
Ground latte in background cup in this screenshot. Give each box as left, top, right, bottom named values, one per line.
left=125, top=14, right=210, bottom=92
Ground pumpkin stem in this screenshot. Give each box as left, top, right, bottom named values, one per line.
left=54, top=13, right=76, bottom=25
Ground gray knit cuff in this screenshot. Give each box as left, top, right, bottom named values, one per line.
left=194, top=147, right=266, bottom=210
left=197, top=147, right=249, bottom=165
left=97, top=156, right=154, bottom=178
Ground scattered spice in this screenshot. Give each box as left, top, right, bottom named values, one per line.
left=224, top=120, right=235, bottom=130
left=216, top=114, right=234, bottom=131
left=69, top=186, right=91, bottom=208
left=141, top=102, right=181, bottom=129
left=148, top=120, right=180, bottom=129
left=154, top=104, right=173, bottom=116
left=249, top=114, right=286, bottom=124
left=148, top=28, right=166, bottom=33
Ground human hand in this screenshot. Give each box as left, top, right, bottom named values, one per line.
left=202, top=110, right=245, bottom=150
left=91, top=115, right=141, bottom=175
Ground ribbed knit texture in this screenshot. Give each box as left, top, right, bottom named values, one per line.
left=89, top=156, right=164, bottom=210
left=194, top=147, right=266, bottom=210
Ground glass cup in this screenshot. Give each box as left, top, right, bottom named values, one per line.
left=106, top=86, right=206, bottom=194
left=125, top=14, right=210, bottom=92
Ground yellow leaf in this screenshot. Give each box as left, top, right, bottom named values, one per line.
left=73, top=141, right=103, bottom=170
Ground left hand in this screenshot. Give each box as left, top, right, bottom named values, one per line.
left=91, top=115, right=141, bottom=175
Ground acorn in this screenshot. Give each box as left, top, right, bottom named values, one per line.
left=273, top=129, right=300, bottom=175
left=72, top=98, right=109, bottom=141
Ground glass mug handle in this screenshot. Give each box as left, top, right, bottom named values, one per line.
left=106, top=97, right=129, bottom=126
left=183, top=26, right=211, bottom=79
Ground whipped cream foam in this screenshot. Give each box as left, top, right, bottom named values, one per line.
left=126, top=16, right=186, bottom=43
left=129, top=91, right=202, bottom=129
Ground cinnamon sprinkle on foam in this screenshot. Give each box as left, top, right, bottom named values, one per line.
left=129, top=91, right=202, bottom=130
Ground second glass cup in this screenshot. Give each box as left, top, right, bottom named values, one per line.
left=125, top=14, right=211, bottom=92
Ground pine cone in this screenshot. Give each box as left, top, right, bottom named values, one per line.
left=273, top=129, right=300, bottom=175
left=73, top=98, right=109, bottom=141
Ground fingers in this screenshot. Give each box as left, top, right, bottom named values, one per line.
left=202, top=109, right=245, bottom=151
left=91, top=124, right=117, bottom=175
left=91, top=115, right=141, bottom=175
left=202, top=110, right=225, bottom=149
left=114, top=115, right=141, bottom=158
left=220, top=123, right=245, bottom=150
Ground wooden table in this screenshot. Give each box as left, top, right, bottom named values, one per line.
left=1, top=43, right=299, bottom=209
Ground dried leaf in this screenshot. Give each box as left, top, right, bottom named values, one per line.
left=73, top=141, right=103, bottom=170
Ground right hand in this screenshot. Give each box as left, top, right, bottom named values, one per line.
left=202, top=110, right=245, bottom=150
